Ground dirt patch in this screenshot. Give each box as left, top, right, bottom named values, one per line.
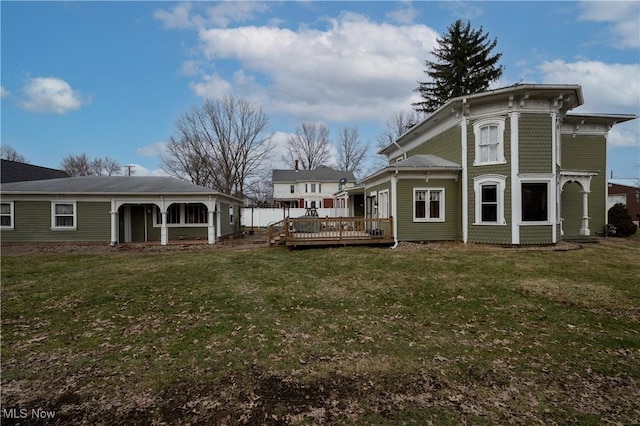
left=0, top=233, right=270, bottom=256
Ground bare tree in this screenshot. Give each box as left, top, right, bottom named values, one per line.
left=283, top=122, right=331, bottom=170
left=92, top=157, right=121, bottom=176
left=244, top=168, right=274, bottom=207
left=161, top=95, right=273, bottom=197
left=61, top=153, right=121, bottom=176
left=373, top=110, right=424, bottom=168
left=335, top=126, right=368, bottom=177
left=0, top=145, right=27, bottom=162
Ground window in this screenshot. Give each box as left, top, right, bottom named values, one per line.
left=481, top=185, right=498, bottom=222
left=311, top=183, right=316, bottom=193
left=1, top=202, right=14, bottom=229
left=185, top=204, right=207, bottom=224
left=522, top=182, right=549, bottom=222
left=379, top=190, right=389, bottom=219
left=155, top=204, right=208, bottom=226
left=473, top=175, right=506, bottom=225
left=413, top=189, right=444, bottom=222
left=156, top=204, right=181, bottom=225
left=473, top=118, right=505, bottom=166
left=305, top=184, right=308, bottom=193
left=229, top=205, right=234, bottom=224
left=290, top=185, right=295, bottom=194
left=318, top=184, right=322, bottom=193
left=52, top=202, right=76, bottom=229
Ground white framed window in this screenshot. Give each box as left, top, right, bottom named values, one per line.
left=1, top=202, right=14, bottom=229
left=378, top=190, right=389, bottom=219
left=473, top=118, right=506, bottom=166
left=229, top=205, right=234, bottom=224
left=51, top=202, right=76, bottom=230
left=154, top=204, right=208, bottom=226
left=521, top=180, right=551, bottom=224
left=290, top=185, right=295, bottom=194
left=473, top=175, right=506, bottom=225
left=413, top=188, right=445, bottom=222
left=311, top=183, right=317, bottom=193
left=185, top=204, right=208, bottom=224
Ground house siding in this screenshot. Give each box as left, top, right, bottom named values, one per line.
left=520, top=226, right=553, bottom=245
left=219, top=202, right=235, bottom=236
left=519, top=114, right=553, bottom=174
left=1, top=200, right=111, bottom=242
left=467, top=117, right=513, bottom=244
left=396, top=179, right=461, bottom=241
left=406, top=125, right=462, bottom=164
left=561, top=134, right=607, bottom=236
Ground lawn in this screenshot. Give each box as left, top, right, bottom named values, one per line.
left=2, top=239, right=639, bottom=425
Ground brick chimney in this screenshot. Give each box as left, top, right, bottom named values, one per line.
left=294, top=160, right=299, bottom=171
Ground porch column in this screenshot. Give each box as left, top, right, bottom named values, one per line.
left=207, top=198, right=216, bottom=244
left=110, top=200, right=118, bottom=245
left=160, top=210, right=168, bottom=245
left=580, top=190, right=591, bottom=236
left=216, top=202, right=222, bottom=238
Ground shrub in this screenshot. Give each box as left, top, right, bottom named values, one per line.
left=608, top=203, right=638, bottom=237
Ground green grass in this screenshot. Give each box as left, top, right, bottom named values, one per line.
left=2, top=239, right=640, bottom=424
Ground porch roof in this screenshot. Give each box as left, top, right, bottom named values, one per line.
left=360, top=155, right=462, bottom=184
left=0, top=176, right=243, bottom=203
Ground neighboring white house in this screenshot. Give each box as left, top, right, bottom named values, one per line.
left=272, top=164, right=356, bottom=209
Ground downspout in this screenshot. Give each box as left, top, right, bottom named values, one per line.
left=390, top=168, right=399, bottom=249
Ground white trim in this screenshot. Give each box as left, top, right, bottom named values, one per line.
left=473, top=175, right=507, bottom=225
left=378, top=190, right=390, bottom=219
left=519, top=178, right=553, bottom=226
left=51, top=201, right=77, bottom=230
left=510, top=112, right=520, bottom=244
left=391, top=174, right=398, bottom=247
left=461, top=117, right=468, bottom=243
left=472, top=117, right=507, bottom=166
left=412, top=187, right=445, bottom=222
left=151, top=203, right=209, bottom=228
left=0, top=201, right=14, bottom=230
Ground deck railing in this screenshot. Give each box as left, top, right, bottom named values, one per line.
left=270, top=216, right=393, bottom=246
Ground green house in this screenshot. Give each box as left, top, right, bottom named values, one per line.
left=360, top=84, right=637, bottom=245
left=0, top=176, right=242, bottom=245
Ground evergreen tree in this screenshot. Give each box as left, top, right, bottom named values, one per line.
left=413, top=20, right=504, bottom=113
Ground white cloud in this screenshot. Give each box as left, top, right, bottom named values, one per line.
left=0, top=86, right=9, bottom=98
left=123, top=163, right=170, bottom=177
left=579, top=1, right=640, bottom=48
left=608, top=126, right=639, bottom=148
left=20, top=77, right=91, bottom=114
left=539, top=60, right=640, bottom=113
left=192, top=13, right=439, bottom=122
left=188, top=73, right=232, bottom=99
left=154, top=3, right=199, bottom=29
left=386, top=1, right=419, bottom=25
left=136, top=141, right=168, bottom=157
left=154, top=1, right=268, bottom=30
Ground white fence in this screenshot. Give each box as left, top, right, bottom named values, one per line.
left=241, top=208, right=350, bottom=228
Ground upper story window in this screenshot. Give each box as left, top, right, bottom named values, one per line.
left=473, top=118, right=506, bottom=166
left=52, top=202, right=76, bottom=230
left=311, top=183, right=317, bottom=193
left=290, top=185, right=295, bottom=194
left=1, top=202, right=14, bottom=229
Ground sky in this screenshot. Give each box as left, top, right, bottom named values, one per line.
left=1, top=1, right=639, bottom=185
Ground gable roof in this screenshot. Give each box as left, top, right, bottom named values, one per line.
left=1, top=159, right=70, bottom=183
left=0, top=176, right=242, bottom=202
left=272, top=166, right=356, bottom=183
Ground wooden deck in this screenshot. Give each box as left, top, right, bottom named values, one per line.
left=269, top=217, right=394, bottom=247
